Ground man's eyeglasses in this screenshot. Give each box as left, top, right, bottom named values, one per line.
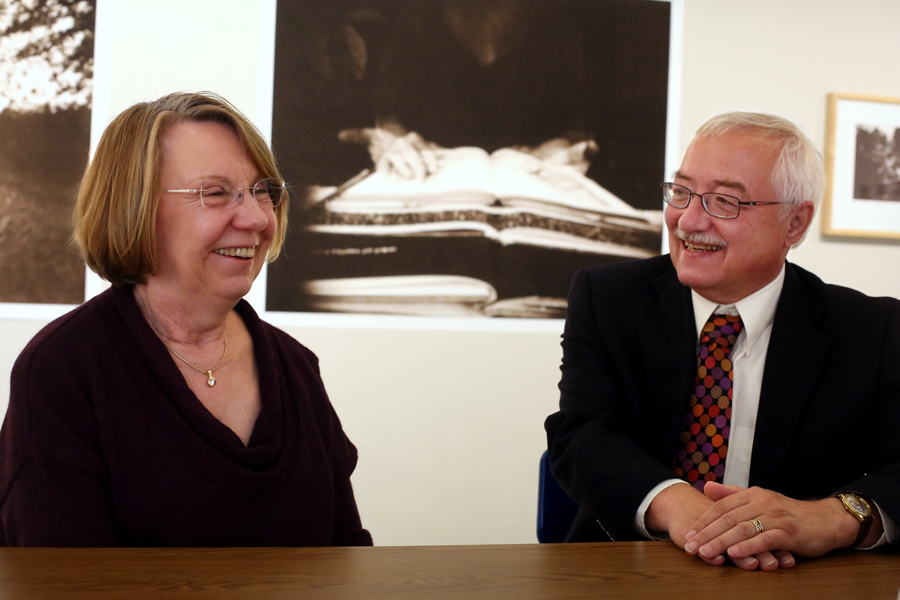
left=167, top=177, right=286, bottom=209
left=661, top=182, right=782, bottom=219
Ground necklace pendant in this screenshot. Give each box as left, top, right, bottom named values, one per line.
left=207, top=371, right=216, bottom=387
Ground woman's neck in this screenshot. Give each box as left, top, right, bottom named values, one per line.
left=133, top=283, right=232, bottom=345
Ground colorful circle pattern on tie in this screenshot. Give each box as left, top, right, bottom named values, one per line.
left=673, top=314, right=743, bottom=492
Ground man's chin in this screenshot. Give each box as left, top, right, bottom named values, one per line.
left=673, top=263, right=723, bottom=295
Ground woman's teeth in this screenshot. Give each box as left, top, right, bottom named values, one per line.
left=215, top=247, right=255, bottom=258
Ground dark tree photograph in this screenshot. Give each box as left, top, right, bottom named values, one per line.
left=0, top=0, right=94, bottom=304
left=854, top=124, right=900, bottom=202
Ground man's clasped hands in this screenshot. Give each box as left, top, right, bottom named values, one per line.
left=647, top=481, right=873, bottom=571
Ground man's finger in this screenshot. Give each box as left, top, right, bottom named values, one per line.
left=729, top=554, right=760, bottom=571
left=702, top=481, right=744, bottom=502
left=773, top=549, right=795, bottom=569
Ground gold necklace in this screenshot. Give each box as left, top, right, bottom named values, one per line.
left=152, top=327, right=228, bottom=387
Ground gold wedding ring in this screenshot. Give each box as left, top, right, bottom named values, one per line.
left=750, top=518, right=764, bottom=535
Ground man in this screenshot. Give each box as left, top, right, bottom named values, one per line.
left=545, top=112, right=900, bottom=571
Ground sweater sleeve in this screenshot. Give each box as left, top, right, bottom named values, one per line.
left=331, top=448, right=373, bottom=546
left=0, top=331, right=120, bottom=547
left=328, top=409, right=373, bottom=547
left=311, top=359, right=372, bottom=547
left=268, top=324, right=373, bottom=547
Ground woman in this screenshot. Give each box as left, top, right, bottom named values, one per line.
left=0, top=92, right=372, bottom=547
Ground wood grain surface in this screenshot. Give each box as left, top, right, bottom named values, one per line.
left=0, top=542, right=896, bottom=599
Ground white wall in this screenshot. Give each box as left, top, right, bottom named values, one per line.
left=680, top=0, right=900, bottom=297
left=1, top=0, right=899, bottom=546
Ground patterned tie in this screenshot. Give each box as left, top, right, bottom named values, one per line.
left=673, top=313, right=743, bottom=492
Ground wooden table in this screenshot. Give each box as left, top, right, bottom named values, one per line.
left=0, top=542, right=896, bottom=599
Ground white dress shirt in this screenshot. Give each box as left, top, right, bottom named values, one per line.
left=633, top=266, right=895, bottom=548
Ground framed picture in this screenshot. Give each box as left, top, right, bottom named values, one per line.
left=264, top=0, right=679, bottom=321
left=0, top=0, right=95, bottom=318
left=823, top=92, right=900, bottom=239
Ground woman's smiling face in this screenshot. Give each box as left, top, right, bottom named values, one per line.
left=152, top=120, right=276, bottom=304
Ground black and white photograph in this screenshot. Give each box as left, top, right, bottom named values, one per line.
left=854, top=123, right=900, bottom=202
left=266, top=0, right=672, bottom=318
left=0, top=0, right=95, bottom=305
left=824, top=92, right=900, bottom=240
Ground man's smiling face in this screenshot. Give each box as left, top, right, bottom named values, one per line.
left=666, top=130, right=811, bottom=304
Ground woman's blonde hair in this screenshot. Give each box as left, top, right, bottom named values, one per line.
left=73, top=91, right=289, bottom=285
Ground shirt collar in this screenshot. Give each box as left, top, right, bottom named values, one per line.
left=691, top=264, right=786, bottom=353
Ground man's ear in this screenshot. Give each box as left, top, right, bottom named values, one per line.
left=785, top=201, right=815, bottom=248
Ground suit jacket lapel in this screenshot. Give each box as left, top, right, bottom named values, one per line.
left=750, top=263, right=830, bottom=489
left=640, top=265, right=697, bottom=462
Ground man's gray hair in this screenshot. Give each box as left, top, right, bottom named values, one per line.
left=696, top=112, right=825, bottom=213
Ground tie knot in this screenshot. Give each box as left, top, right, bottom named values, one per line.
left=700, top=313, right=743, bottom=350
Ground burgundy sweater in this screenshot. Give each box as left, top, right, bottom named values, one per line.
left=0, top=285, right=372, bottom=547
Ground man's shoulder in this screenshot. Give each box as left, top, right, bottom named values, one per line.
left=786, top=262, right=900, bottom=312
left=580, top=254, right=674, bottom=285
left=575, top=255, right=677, bottom=300
left=783, top=263, right=900, bottom=341
left=566, top=255, right=684, bottom=318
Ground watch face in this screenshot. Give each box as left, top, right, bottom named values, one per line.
left=844, top=494, right=871, bottom=516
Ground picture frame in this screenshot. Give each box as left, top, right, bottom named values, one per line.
left=0, top=0, right=95, bottom=315
left=264, top=0, right=680, bottom=322
left=823, top=92, right=900, bottom=239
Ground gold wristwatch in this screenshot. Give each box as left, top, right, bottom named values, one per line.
left=836, top=492, right=874, bottom=548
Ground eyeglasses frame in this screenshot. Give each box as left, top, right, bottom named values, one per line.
left=661, top=182, right=783, bottom=219
left=167, top=177, right=286, bottom=209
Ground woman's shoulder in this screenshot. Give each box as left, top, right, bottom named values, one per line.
left=262, top=322, right=324, bottom=384
left=234, top=299, right=321, bottom=372
left=14, top=287, right=124, bottom=375
left=7, top=289, right=125, bottom=455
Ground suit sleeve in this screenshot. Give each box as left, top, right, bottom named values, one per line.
left=833, top=299, right=900, bottom=534
left=545, top=269, right=686, bottom=541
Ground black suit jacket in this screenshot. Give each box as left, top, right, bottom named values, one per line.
left=545, top=255, right=900, bottom=542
